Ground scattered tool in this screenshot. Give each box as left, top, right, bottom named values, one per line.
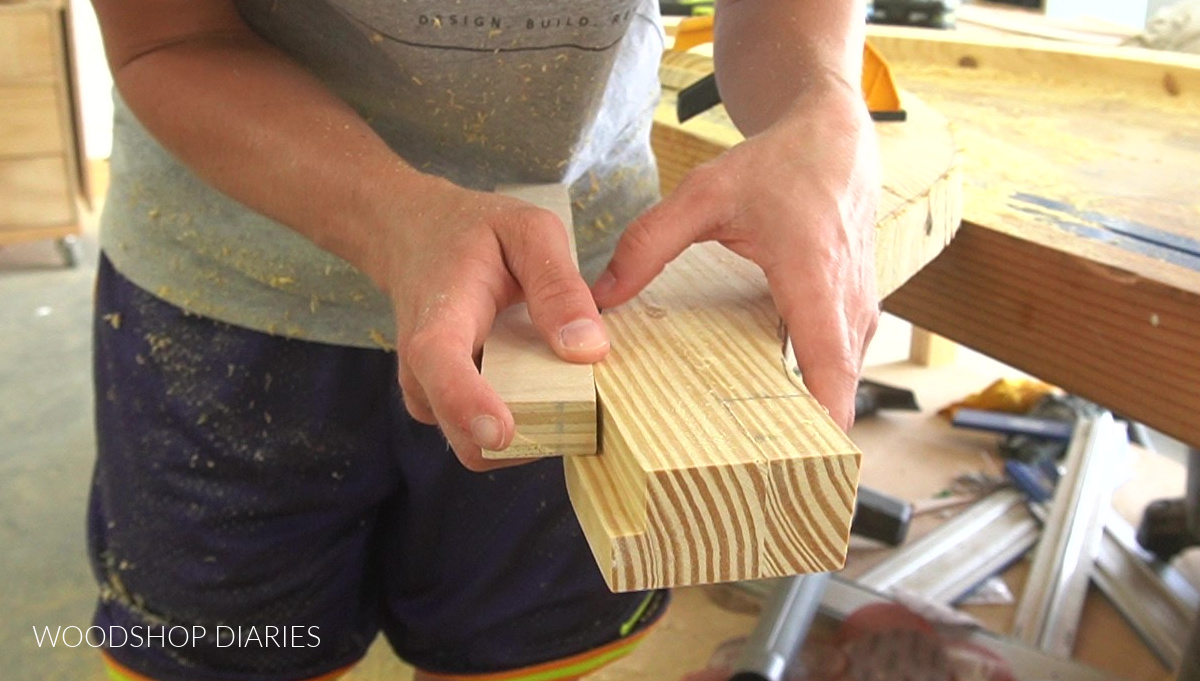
left=950, top=407, right=1074, bottom=441
left=852, top=487, right=913, bottom=547
left=867, top=0, right=960, bottom=29
left=660, top=0, right=713, bottom=16
left=1137, top=447, right=1200, bottom=561
left=858, top=488, right=1040, bottom=605
left=1012, top=413, right=1127, bottom=657
left=730, top=573, right=832, bottom=681
left=1096, top=512, right=1200, bottom=669
left=855, top=379, right=920, bottom=418
left=1003, top=458, right=1058, bottom=504
left=1138, top=496, right=1200, bottom=560
left=733, top=578, right=1115, bottom=681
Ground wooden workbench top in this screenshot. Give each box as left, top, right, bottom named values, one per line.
left=865, top=27, right=1200, bottom=449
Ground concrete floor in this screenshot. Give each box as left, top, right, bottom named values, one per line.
left=0, top=230, right=106, bottom=680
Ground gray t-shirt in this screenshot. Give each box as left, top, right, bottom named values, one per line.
left=101, top=0, right=664, bottom=348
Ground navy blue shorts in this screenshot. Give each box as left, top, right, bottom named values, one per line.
left=89, top=255, right=665, bottom=681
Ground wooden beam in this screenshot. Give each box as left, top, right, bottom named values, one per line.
left=562, top=51, right=962, bottom=592
left=566, top=243, right=863, bottom=592
left=954, top=4, right=1137, bottom=46
left=887, top=217, right=1200, bottom=450
left=480, top=184, right=597, bottom=458
left=865, top=25, right=1200, bottom=100
left=866, top=28, right=1200, bottom=448
left=909, top=327, right=958, bottom=367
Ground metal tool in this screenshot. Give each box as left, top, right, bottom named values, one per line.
left=730, top=574, right=832, bottom=681
left=855, top=379, right=920, bottom=418
left=733, top=577, right=1125, bottom=681
left=1011, top=413, right=1128, bottom=657
left=951, top=407, right=1075, bottom=441
left=858, top=488, right=1040, bottom=604
left=1094, top=512, right=1200, bottom=669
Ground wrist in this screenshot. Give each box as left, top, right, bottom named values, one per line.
left=332, top=164, right=451, bottom=296
left=778, top=71, right=871, bottom=134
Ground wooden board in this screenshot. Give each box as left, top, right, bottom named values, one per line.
left=956, top=2, right=1137, bottom=46
left=566, top=242, right=863, bottom=592
left=481, top=184, right=597, bottom=458
left=864, top=27, right=1200, bottom=449
left=563, top=51, right=962, bottom=592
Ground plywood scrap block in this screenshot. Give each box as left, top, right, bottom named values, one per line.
left=481, top=184, right=597, bottom=458
left=565, top=243, right=861, bottom=592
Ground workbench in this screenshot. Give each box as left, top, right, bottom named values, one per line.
left=872, top=26, right=1200, bottom=451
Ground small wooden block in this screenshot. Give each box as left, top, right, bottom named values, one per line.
left=481, top=184, right=597, bottom=458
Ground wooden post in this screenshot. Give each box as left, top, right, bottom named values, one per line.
left=909, top=327, right=958, bottom=367
left=480, top=184, right=598, bottom=459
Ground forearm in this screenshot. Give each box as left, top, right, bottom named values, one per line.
left=95, top=2, right=432, bottom=284
left=713, top=0, right=865, bottom=136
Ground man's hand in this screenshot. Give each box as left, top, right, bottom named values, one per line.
left=367, top=179, right=609, bottom=471
left=593, top=79, right=880, bottom=431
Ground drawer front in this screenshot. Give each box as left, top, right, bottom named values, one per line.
left=0, top=155, right=74, bottom=227
left=0, top=9, right=57, bottom=81
left=0, top=83, right=64, bottom=155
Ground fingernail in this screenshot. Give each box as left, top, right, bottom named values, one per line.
left=471, top=415, right=504, bottom=450
left=591, top=270, right=617, bottom=299
left=559, top=318, right=608, bottom=352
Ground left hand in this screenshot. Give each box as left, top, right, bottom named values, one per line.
left=592, top=78, right=881, bottom=431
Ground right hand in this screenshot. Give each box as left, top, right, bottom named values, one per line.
left=367, top=177, right=609, bottom=471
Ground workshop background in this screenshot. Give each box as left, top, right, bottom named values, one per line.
left=2, top=0, right=1198, bottom=680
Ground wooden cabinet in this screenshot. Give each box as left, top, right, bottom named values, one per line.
left=0, top=0, right=83, bottom=265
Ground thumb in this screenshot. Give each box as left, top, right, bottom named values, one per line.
left=498, top=209, right=610, bottom=363
left=592, top=173, right=725, bottom=308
